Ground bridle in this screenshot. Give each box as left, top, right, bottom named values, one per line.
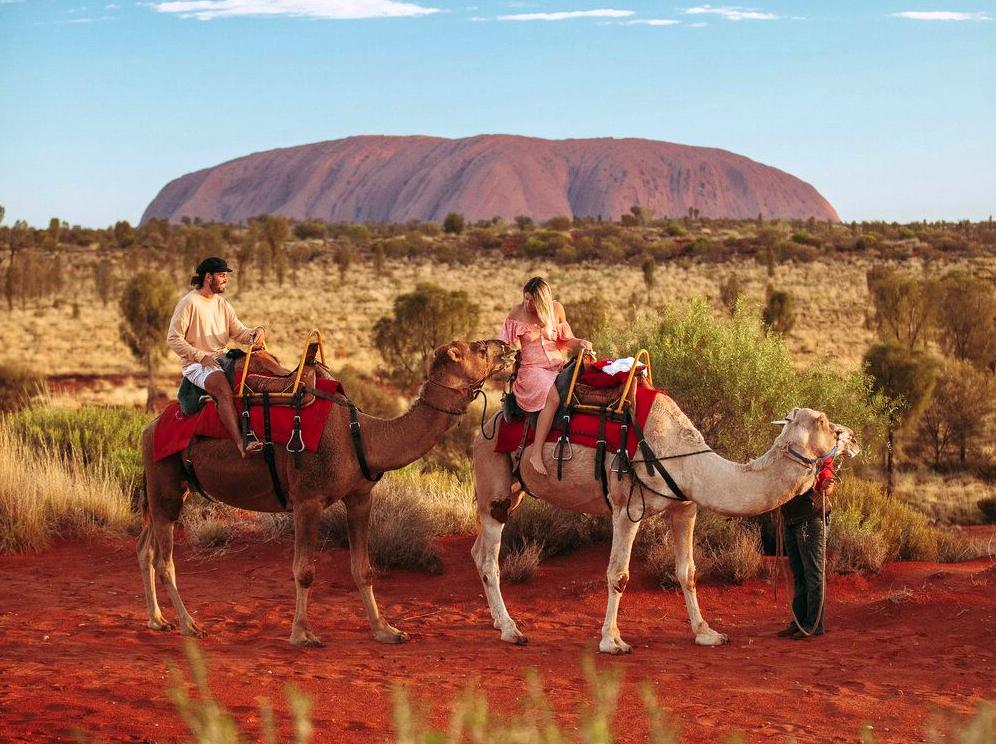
left=419, top=373, right=493, bottom=417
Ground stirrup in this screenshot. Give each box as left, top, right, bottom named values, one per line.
left=553, top=436, right=574, bottom=461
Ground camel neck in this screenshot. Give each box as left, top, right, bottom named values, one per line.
left=358, top=385, right=468, bottom=473
left=667, top=448, right=814, bottom=517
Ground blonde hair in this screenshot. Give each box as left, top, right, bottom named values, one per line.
left=523, top=277, right=556, bottom=339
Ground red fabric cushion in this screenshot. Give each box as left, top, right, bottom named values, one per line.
left=494, top=385, right=663, bottom=457
left=578, top=359, right=648, bottom=389
left=153, top=378, right=343, bottom=462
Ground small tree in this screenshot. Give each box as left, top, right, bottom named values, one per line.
left=762, top=288, right=795, bottom=334
left=94, top=258, right=114, bottom=306
left=866, top=268, right=939, bottom=350
left=641, top=255, right=656, bottom=299
left=918, top=360, right=993, bottom=466
left=335, top=242, right=354, bottom=284
left=373, top=283, right=480, bottom=390
left=544, top=215, right=572, bottom=232
left=719, top=274, right=742, bottom=316
left=864, top=344, right=938, bottom=494
left=442, top=212, right=465, bottom=235
left=514, top=215, right=534, bottom=232
left=935, top=270, right=996, bottom=370
left=119, top=271, right=176, bottom=412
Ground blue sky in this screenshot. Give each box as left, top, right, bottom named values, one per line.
left=1, top=1, right=993, bottom=227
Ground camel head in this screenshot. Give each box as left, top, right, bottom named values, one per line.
left=771, top=407, right=860, bottom=464
left=427, top=339, right=517, bottom=390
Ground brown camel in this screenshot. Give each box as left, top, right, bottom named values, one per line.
left=139, top=339, right=515, bottom=647
left=471, top=402, right=859, bottom=653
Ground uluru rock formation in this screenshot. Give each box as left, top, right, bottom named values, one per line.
left=141, top=135, right=839, bottom=224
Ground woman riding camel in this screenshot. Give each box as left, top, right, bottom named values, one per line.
left=500, top=277, right=593, bottom=475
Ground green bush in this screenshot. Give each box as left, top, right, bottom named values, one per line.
left=0, top=363, right=45, bottom=413
left=597, top=298, right=890, bottom=462
left=334, top=365, right=403, bottom=419
left=4, top=404, right=149, bottom=489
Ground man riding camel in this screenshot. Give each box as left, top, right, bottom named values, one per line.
left=166, top=256, right=265, bottom=458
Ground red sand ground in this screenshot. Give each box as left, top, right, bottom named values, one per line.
left=1, top=534, right=993, bottom=743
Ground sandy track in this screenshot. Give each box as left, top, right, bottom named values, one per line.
left=1, top=535, right=993, bottom=742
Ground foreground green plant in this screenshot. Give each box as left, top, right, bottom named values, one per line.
left=0, top=425, right=136, bottom=553
left=4, top=403, right=148, bottom=489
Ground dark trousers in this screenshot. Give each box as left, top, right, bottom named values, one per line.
left=784, top=514, right=828, bottom=633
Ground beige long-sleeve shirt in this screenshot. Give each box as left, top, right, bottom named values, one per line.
left=166, top=290, right=256, bottom=368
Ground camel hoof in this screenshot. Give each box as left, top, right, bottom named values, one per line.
left=599, top=639, right=633, bottom=655
left=500, top=630, right=528, bottom=646
left=290, top=631, right=325, bottom=648
left=147, top=618, right=174, bottom=633
left=181, top=621, right=207, bottom=638
left=694, top=630, right=729, bottom=646
left=375, top=628, right=409, bottom=644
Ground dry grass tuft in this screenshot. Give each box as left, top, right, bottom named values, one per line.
left=0, top=426, right=136, bottom=553
left=318, top=465, right=476, bottom=574
left=500, top=540, right=543, bottom=584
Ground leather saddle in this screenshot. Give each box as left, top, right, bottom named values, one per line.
left=233, top=345, right=319, bottom=406
left=177, top=344, right=323, bottom=416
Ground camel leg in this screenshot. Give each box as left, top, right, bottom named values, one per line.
left=344, top=491, right=408, bottom=644
left=289, top=499, right=324, bottom=647
left=472, top=509, right=527, bottom=645
left=670, top=502, right=728, bottom=646
left=153, top=518, right=206, bottom=638
left=137, top=519, right=172, bottom=632
left=599, top=508, right=640, bottom=654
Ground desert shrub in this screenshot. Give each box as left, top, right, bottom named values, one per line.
left=827, top=508, right=888, bottom=573
left=978, top=497, right=996, bottom=523
left=442, top=212, right=465, bottom=235
left=0, top=362, right=45, bottom=413
left=719, top=274, right=742, bottom=315
left=334, top=365, right=403, bottom=419
left=762, top=288, right=795, bottom=334
left=373, top=282, right=481, bottom=390
left=500, top=540, right=543, bottom=584
left=5, top=404, right=148, bottom=489
left=636, top=511, right=764, bottom=587
left=544, top=215, right=572, bottom=232
left=119, top=269, right=176, bottom=411
left=0, top=425, right=135, bottom=552
left=832, top=476, right=965, bottom=563
left=599, top=298, right=889, bottom=462
left=501, top=498, right=610, bottom=560
left=184, top=514, right=236, bottom=556
left=563, top=296, right=610, bottom=341
left=317, top=465, right=475, bottom=573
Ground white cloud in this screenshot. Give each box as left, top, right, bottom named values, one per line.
left=498, top=8, right=633, bottom=20
left=891, top=11, right=991, bottom=21
left=152, top=0, right=440, bottom=20
left=623, top=18, right=679, bottom=25
left=685, top=4, right=777, bottom=21
left=105, top=3, right=119, bottom=8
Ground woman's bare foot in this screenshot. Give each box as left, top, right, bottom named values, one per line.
left=529, top=453, right=548, bottom=475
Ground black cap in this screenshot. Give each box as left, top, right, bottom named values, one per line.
left=195, top=257, right=234, bottom=275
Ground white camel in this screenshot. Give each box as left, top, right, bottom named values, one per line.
left=471, top=402, right=859, bottom=654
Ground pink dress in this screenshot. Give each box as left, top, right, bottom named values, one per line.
left=501, top=316, right=576, bottom=412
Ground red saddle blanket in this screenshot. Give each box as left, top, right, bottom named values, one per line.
left=153, top=378, right=344, bottom=462
left=494, top=385, right=663, bottom=457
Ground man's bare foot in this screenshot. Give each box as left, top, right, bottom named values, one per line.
left=529, top=454, right=548, bottom=475
left=240, top=440, right=264, bottom=458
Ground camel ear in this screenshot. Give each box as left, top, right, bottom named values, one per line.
left=447, top=346, right=463, bottom=363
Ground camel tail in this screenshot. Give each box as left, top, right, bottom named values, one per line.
left=138, top=472, right=151, bottom=529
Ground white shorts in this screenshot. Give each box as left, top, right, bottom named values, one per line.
left=181, top=359, right=225, bottom=390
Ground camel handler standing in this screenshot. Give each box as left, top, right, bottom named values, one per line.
left=166, top=256, right=265, bottom=458
left=777, top=460, right=835, bottom=639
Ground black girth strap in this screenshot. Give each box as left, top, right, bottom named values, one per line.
left=348, top=401, right=382, bottom=483
left=241, top=391, right=258, bottom=451
left=261, top=392, right=288, bottom=510
left=511, top=419, right=536, bottom=499
left=626, top=407, right=688, bottom=502
left=594, top=407, right=611, bottom=513
left=181, top=438, right=214, bottom=502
